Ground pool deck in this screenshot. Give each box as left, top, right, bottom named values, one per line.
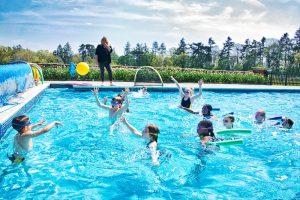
left=1, top=81, right=300, bottom=137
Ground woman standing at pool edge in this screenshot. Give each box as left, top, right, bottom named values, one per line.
left=95, top=36, right=114, bottom=86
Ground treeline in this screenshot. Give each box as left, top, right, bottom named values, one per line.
left=1, top=27, right=300, bottom=71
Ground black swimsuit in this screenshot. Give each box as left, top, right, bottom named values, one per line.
left=181, top=97, right=191, bottom=108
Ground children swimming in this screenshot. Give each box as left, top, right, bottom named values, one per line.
left=121, top=116, right=160, bottom=166
left=223, top=114, right=235, bottom=129
left=170, top=76, right=203, bottom=112
left=92, top=87, right=129, bottom=124
left=8, top=115, right=63, bottom=163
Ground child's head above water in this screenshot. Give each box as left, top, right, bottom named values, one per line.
left=197, top=120, right=214, bottom=138
left=282, top=117, right=294, bottom=129
left=255, top=109, right=266, bottom=123
left=202, top=104, right=213, bottom=117
left=223, top=114, right=235, bottom=129
left=142, top=124, right=160, bottom=141
left=111, top=96, right=123, bottom=108
left=12, top=115, right=31, bottom=134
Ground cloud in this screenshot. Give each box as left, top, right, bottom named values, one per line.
left=241, top=0, right=265, bottom=8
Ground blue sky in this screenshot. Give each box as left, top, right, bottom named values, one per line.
left=0, top=0, right=299, bottom=55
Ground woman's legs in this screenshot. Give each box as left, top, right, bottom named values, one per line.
left=100, top=62, right=113, bottom=85
left=99, top=63, right=105, bottom=83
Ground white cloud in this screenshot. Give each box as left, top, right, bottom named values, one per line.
left=241, top=0, right=265, bottom=8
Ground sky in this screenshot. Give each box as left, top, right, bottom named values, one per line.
left=0, top=0, right=299, bottom=55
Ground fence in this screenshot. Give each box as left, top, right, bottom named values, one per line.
left=268, top=65, right=300, bottom=86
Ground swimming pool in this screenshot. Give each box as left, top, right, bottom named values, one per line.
left=1, top=88, right=300, bottom=199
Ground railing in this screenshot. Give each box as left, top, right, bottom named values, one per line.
left=268, top=65, right=300, bottom=86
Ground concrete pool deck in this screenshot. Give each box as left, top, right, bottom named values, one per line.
left=1, top=81, right=300, bottom=137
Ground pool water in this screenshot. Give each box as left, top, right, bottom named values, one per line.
left=1, top=88, right=300, bottom=199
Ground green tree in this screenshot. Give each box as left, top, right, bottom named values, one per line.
left=218, top=37, right=234, bottom=70
left=175, top=38, right=188, bottom=55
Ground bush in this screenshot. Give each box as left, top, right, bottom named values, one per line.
left=42, top=65, right=267, bottom=84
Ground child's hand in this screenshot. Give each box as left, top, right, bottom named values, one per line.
left=124, top=87, right=130, bottom=94
left=92, top=87, right=99, bottom=94
left=54, top=121, right=64, bottom=127
left=198, top=79, right=204, bottom=86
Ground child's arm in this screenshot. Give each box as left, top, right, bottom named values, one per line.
left=30, top=119, right=45, bottom=129
left=92, top=88, right=110, bottom=110
left=148, top=142, right=159, bottom=166
left=24, top=121, right=63, bottom=138
left=268, top=116, right=283, bottom=120
left=171, top=76, right=184, bottom=97
left=121, top=117, right=142, bottom=137
left=191, top=80, right=203, bottom=101
left=180, top=106, right=200, bottom=114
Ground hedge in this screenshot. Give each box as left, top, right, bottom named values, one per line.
left=42, top=66, right=267, bottom=84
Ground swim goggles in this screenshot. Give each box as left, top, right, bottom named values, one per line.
left=12, top=121, right=32, bottom=130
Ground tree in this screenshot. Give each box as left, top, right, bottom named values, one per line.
left=189, top=42, right=210, bottom=68
left=152, top=41, right=159, bottom=55
left=159, top=43, right=167, bottom=56
left=208, top=37, right=216, bottom=66
left=175, top=38, right=188, bottom=55
left=124, top=42, right=131, bottom=56
left=53, top=42, right=73, bottom=63
left=218, top=37, right=234, bottom=70
left=279, top=33, right=294, bottom=68
left=294, top=27, right=300, bottom=52
left=78, top=44, right=88, bottom=61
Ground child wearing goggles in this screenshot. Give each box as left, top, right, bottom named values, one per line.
left=8, top=115, right=63, bottom=163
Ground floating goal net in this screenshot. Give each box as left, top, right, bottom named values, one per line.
left=134, top=66, right=164, bottom=86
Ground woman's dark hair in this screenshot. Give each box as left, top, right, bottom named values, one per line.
left=12, top=115, right=30, bottom=133
left=202, top=104, right=213, bottom=116
left=147, top=124, right=160, bottom=142
left=197, top=120, right=214, bottom=137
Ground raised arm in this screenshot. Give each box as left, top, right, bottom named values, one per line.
left=30, top=119, right=45, bottom=130
left=92, top=88, right=110, bottom=110
left=121, top=117, right=142, bottom=137
left=191, top=79, right=203, bottom=102
left=171, top=76, right=184, bottom=97
left=24, top=121, right=63, bottom=138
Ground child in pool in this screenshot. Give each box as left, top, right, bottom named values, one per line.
left=197, top=120, right=219, bottom=146
left=8, top=115, right=63, bottom=163
left=268, top=116, right=294, bottom=129
left=92, top=87, right=129, bottom=123
left=255, top=109, right=266, bottom=124
left=223, top=114, right=235, bottom=129
left=121, top=116, right=160, bottom=166
left=170, top=76, right=203, bottom=112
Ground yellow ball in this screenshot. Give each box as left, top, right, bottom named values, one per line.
left=76, top=62, right=89, bottom=76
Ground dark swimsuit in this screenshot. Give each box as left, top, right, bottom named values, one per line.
left=181, top=97, right=191, bottom=108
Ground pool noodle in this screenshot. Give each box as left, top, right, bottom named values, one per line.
left=216, top=129, right=251, bottom=135
left=206, top=139, right=244, bottom=146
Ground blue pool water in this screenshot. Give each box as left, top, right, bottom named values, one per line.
left=1, top=88, right=300, bottom=199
